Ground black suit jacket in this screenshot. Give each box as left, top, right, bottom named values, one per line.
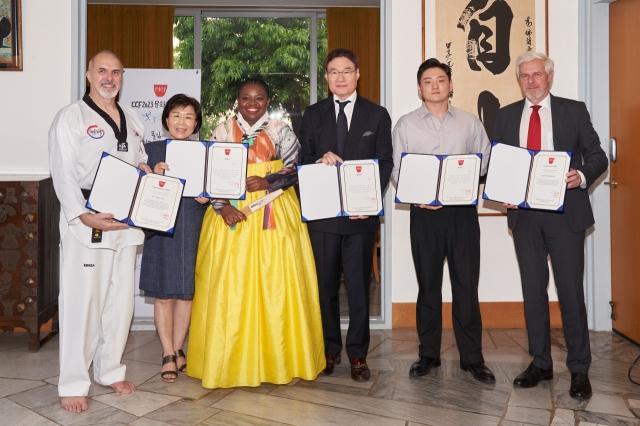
left=492, top=94, right=608, bottom=232
left=299, top=95, right=393, bottom=235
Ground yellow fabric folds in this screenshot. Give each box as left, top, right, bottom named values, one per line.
left=188, top=160, right=325, bottom=388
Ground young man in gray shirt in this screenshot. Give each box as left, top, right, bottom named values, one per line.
left=392, top=58, right=493, bottom=382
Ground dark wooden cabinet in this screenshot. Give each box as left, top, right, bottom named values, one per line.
left=0, top=178, right=60, bottom=351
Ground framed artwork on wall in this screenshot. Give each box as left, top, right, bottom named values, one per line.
left=0, top=0, right=22, bottom=71
left=423, top=0, right=548, bottom=141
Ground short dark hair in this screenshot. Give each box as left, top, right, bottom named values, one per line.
left=238, top=77, right=270, bottom=99
left=161, top=94, right=203, bottom=134
left=323, top=48, right=360, bottom=72
left=417, top=58, right=452, bottom=82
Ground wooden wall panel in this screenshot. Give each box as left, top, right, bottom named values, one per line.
left=326, top=7, right=380, bottom=104
left=87, top=5, right=174, bottom=70
left=392, top=301, right=564, bottom=329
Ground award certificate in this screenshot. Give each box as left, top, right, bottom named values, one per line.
left=87, top=152, right=185, bottom=233
left=206, top=142, right=248, bottom=199
left=438, top=155, right=481, bottom=204
left=131, top=174, right=182, bottom=230
left=483, top=142, right=572, bottom=211
left=526, top=152, right=571, bottom=209
left=395, top=153, right=482, bottom=206
left=340, top=160, right=383, bottom=216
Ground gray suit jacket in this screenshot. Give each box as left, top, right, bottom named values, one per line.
left=492, top=94, right=608, bottom=232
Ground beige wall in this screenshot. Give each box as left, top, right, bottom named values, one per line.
left=0, top=0, right=72, bottom=180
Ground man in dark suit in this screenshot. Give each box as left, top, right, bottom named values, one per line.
left=299, top=48, right=393, bottom=382
left=493, top=52, right=607, bottom=399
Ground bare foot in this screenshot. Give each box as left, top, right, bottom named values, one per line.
left=110, top=381, right=135, bottom=394
left=60, top=396, right=88, bottom=412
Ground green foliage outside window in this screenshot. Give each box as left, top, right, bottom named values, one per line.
left=174, top=17, right=328, bottom=138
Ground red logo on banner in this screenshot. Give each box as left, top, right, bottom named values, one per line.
left=225, top=149, right=231, bottom=155
left=549, top=157, right=555, bottom=164
left=458, top=160, right=464, bottom=166
left=153, top=84, right=168, bottom=97
left=159, top=181, right=166, bottom=187
left=356, top=166, right=362, bottom=173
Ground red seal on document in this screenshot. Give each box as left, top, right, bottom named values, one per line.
left=549, top=157, right=555, bottom=164
left=225, top=149, right=231, bottom=155
left=87, top=125, right=105, bottom=139
left=356, top=166, right=362, bottom=173
left=159, top=181, right=166, bottom=187
left=458, top=160, right=464, bottom=166
left=153, top=84, right=168, bottom=97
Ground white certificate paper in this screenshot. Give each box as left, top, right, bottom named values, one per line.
left=131, top=174, right=183, bottom=232
left=206, top=142, right=247, bottom=199
left=526, top=152, right=571, bottom=210
left=438, top=155, right=481, bottom=205
left=395, top=153, right=481, bottom=206
left=483, top=142, right=533, bottom=206
left=87, top=154, right=141, bottom=222
left=395, top=154, right=440, bottom=205
left=340, top=160, right=383, bottom=216
left=165, top=140, right=208, bottom=197
left=483, top=142, right=571, bottom=211
left=298, top=163, right=342, bottom=222
left=86, top=153, right=185, bottom=233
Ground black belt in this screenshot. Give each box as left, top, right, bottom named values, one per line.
left=81, top=188, right=91, bottom=200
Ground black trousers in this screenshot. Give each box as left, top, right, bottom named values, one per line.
left=308, top=230, right=375, bottom=359
left=410, top=206, right=484, bottom=365
left=512, top=209, right=591, bottom=374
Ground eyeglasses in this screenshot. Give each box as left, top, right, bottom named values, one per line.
left=327, top=69, right=356, bottom=79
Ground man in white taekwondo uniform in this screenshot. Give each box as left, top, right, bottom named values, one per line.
left=48, top=50, right=152, bottom=413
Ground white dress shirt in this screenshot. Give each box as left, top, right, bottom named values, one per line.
left=519, top=93, right=585, bottom=187
left=333, top=91, right=357, bottom=129
left=519, top=94, right=553, bottom=150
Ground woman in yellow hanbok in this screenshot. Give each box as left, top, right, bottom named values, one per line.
left=187, top=78, right=325, bottom=388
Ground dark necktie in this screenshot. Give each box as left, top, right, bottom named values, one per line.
left=526, top=105, right=542, bottom=151
left=336, top=100, right=350, bottom=157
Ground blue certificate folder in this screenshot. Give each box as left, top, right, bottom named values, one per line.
left=297, top=160, right=384, bottom=222
left=395, top=153, right=482, bottom=206
left=165, top=140, right=248, bottom=200
left=482, top=142, right=572, bottom=211
left=85, top=152, right=185, bottom=234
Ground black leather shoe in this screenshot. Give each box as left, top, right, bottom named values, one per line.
left=569, top=373, right=592, bottom=398
left=513, top=362, right=553, bottom=388
left=409, top=356, right=441, bottom=376
left=461, top=361, right=496, bottom=383
left=322, top=353, right=341, bottom=376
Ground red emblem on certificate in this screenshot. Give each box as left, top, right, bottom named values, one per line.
left=356, top=166, right=362, bottom=173
left=225, top=149, right=231, bottom=155
left=549, top=157, right=555, bottom=164
left=153, top=84, right=168, bottom=97
left=159, top=181, right=166, bottom=187
left=458, top=160, right=464, bottom=166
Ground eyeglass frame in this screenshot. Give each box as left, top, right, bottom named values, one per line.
left=326, top=69, right=357, bottom=79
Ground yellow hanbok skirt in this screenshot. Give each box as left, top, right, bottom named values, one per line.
left=187, top=160, right=325, bottom=388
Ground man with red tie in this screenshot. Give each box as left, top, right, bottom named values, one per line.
left=493, top=52, right=607, bottom=399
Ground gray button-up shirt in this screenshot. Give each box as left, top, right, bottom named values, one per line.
left=391, top=103, right=491, bottom=185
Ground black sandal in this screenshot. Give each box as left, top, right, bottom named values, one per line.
left=161, top=353, right=178, bottom=383
left=175, top=349, right=187, bottom=374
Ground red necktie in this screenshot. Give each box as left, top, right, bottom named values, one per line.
left=526, top=105, right=542, bottom=151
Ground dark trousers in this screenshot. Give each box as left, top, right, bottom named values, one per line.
left=308, top=230, right=375, bottom=359
left=512, top=209, right=591, bottom=374
left=410, top=206, right=484, bottom=365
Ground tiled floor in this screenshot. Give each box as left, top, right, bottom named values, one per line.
left=1, top=328, right=640, bottom=425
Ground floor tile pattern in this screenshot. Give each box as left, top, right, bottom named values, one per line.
left=0, top=328, right=639, bottom=425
